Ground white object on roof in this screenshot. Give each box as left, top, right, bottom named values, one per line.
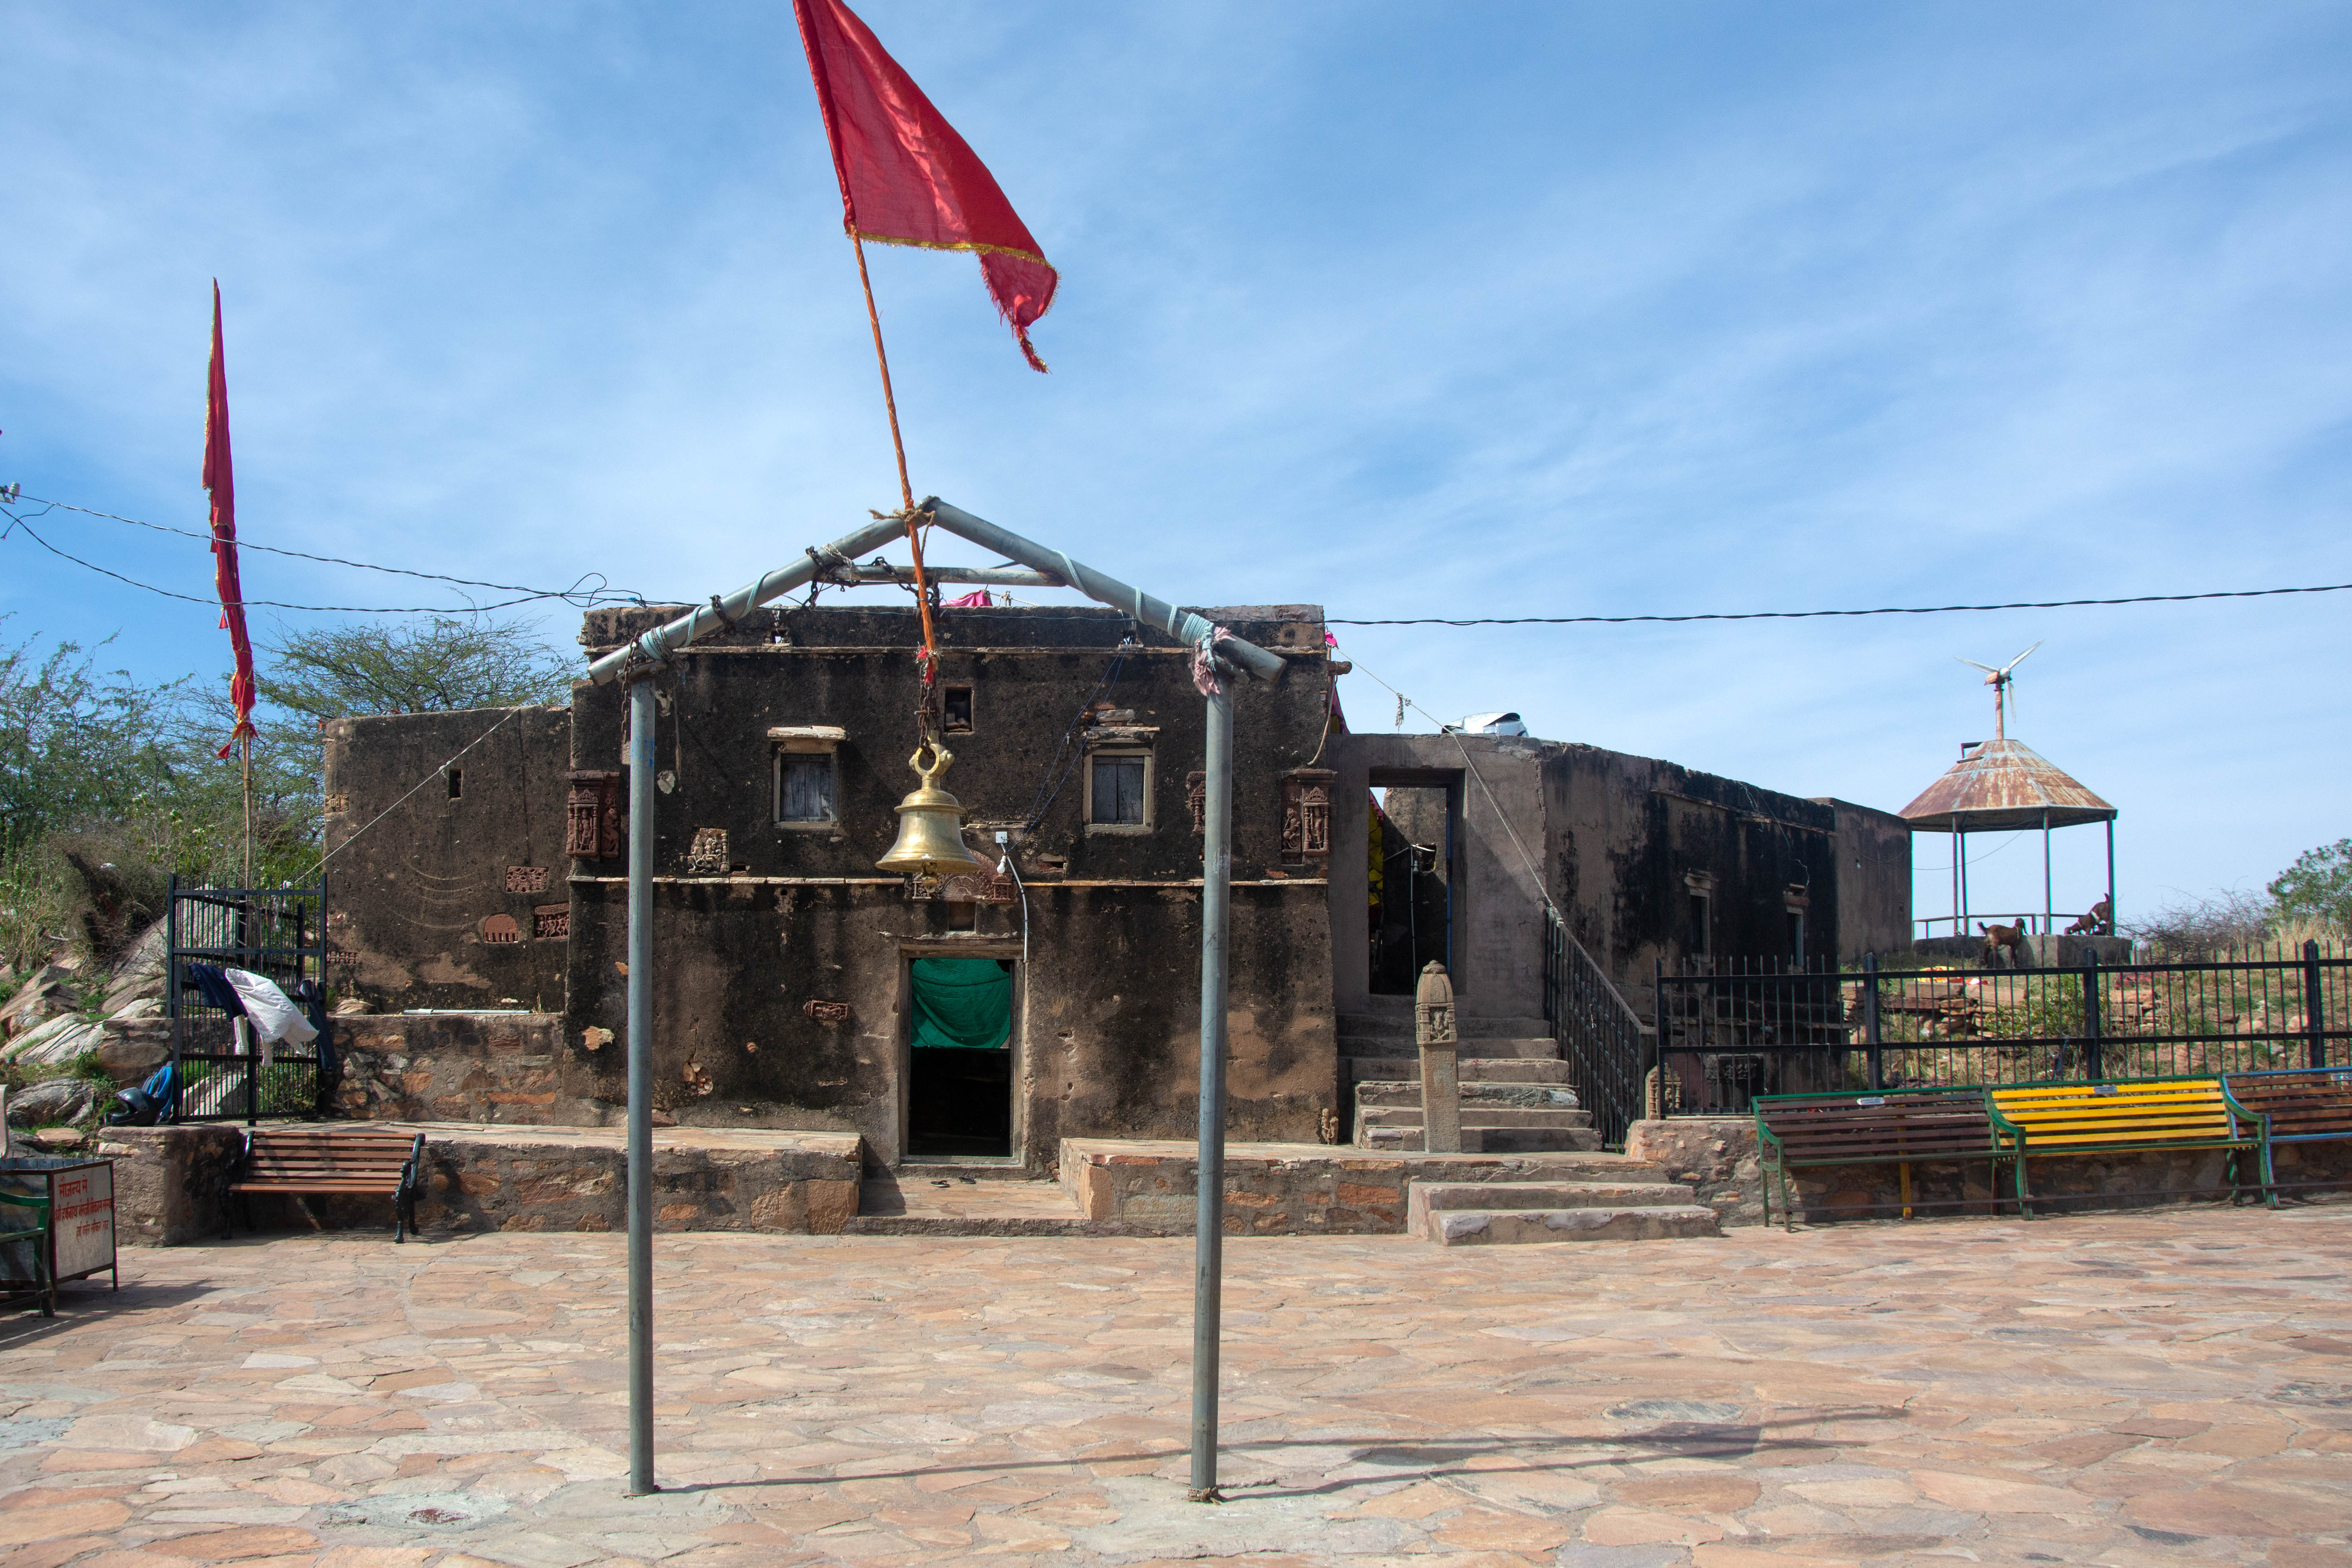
left=1460, top=712, right=1527, bottom=736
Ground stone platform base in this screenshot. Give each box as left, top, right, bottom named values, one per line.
left=1060, top=1138, right=1674, bottom=1235
left=101, top=1121, right=863, bottom=1243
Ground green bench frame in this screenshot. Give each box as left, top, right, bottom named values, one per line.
left=1988, top=1074, right=2266, bottom=1215
left=2221, top=1067, right=2352, bottom=1203
left=1754, top=1086, right=2017, bottom=1228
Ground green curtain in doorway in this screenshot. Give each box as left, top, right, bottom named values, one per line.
left=909, top=957, right=1011, bottom=1051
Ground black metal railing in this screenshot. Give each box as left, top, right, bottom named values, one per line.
left=1542, top=906, right=1648, bottom=1148
left=167, top=880, right=331, bottom=1124
left=1649, top=941, right=2350, bottom=1116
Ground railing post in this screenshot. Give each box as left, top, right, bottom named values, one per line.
left=1647, top=957, right=1666, bottom=1119
left=2082, top=952, right=2103, bottom=1081
left=2306, top=938, right=2327, bottom=1070
left=1863, top=951, right=1883, bottom=1091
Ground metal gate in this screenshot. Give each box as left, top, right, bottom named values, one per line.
left=166, top=880, right=331, bottom=1123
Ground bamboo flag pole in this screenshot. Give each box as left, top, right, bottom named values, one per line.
left=850, top=235, right=940, bottom=672
left=241, top=736, right=254, bottom=887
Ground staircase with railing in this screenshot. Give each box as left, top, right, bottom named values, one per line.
left=1541, top=906, right=1650, bottom=1148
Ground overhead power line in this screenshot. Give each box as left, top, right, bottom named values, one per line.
left=10, top=486, right=2347, bottom=628
left=1328, top=582, right=2352, bottom=625
left=0, top=492, right=661, bottom=613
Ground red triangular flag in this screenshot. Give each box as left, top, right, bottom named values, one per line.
left=204, top=281, right=258, bottom=758
left=793, top=0, right=1058, bottom=371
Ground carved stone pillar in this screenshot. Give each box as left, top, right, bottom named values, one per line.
left=1415, top=960, right=1461, bottom=1154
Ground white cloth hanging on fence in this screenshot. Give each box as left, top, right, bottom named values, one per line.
left=223, top=970, right=318, bottom=1049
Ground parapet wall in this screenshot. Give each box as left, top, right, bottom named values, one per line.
left=331, top=1011, right=601, bottom=1126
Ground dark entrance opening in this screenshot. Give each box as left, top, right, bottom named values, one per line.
left=1369, top=782, right=1454, bottom=994
left=906, top=956, right=1014, bottom=1157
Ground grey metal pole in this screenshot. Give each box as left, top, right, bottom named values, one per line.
left=625, top=675, right=658, bottom=1496
left=585, top=513, right=912, bottom=686
left=2042, top=810, right=2052, bottom=943
left=2105, top=819, right=2116, bottom=939
left=928, top=501, right=1287, bottom=684
left=1188, top=678, right=1234, bottom=1502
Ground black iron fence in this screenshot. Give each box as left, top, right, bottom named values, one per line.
left=166, top=880, right=331, bottom=1124
left=1650, top=942, right=2350, bottom=1117
left=1541, top=906, right=1648, bottom=1148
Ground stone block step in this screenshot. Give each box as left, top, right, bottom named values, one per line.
left=1358, top=1106, right=1593, bottom=1131
left=1337, top=1013, right=1552, bottom=1041
left=1341, top=1036, right=1559, bottom=1060
left=1357, top=1125, right=1602, bottom=1154
left=1420, top=1204, right=1722, bottom=1245
left=1346, top=1058, right=1573, bottom=1086
left=1355, top=1081, right=1579, bottom=1110
left=1406, top=1180, right=1699, bottom=1229
left=891, top=1158, right=1034, bottom=1181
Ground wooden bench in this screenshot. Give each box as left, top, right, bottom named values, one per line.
left=226, top=1127, right=426, bottom=1242
left=1754, top=1086, right=2014, bottom=1228
left=2223, top=1067, right=2352, bottom=1204
left=1987, top=1077, right=2261, bottom=1216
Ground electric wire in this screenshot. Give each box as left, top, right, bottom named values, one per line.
left=2, top=493, right=660, bottom=611
left=306, top=704, right=531, bottom=876
left=1332, top=642, right=1563, bottom=921
left=1017, top=638, right=1135, bottom=836
left=1327, top=581, right=2352, bottom=625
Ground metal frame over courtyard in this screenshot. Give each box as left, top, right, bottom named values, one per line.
left=583, top=498, right=1285, bottom=1502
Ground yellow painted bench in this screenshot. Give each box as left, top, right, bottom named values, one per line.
left=1988, top=1076, right=2264, bottom=1216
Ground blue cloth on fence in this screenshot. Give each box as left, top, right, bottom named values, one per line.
left=183, top=963, right=247, bottom=1018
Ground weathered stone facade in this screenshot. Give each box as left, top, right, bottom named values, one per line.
left=322, top=705, right=574, bottom=1011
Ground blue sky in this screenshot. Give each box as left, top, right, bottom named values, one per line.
left=3, top=1, right=2347, bottom=931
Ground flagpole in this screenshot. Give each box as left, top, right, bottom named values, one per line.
left=241, top=735, right=254, bottom=888
left=848, top=232, right=941, bottom=683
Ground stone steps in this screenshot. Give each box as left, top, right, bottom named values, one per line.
left=1357, top=1124, right=1603, bottom=1154
left=1346, top=1057, right=1573, bottom=1086
left=1359, top=1105, right=1594, bottom=1131
left=1355, top=1081, right=1581, bottom=1110
left=1421, top=1205, right=1723, bottom=1245
left=1341, top=1037, right=1560, bottom=1060
left=1408, top=1178, right=1722, bottom=1246
left=1340, top=1011, right=1551, bottom=1039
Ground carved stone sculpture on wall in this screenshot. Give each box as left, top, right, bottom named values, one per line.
left=506, top=865, right=549, bottom=894
left=802, top=999, right=853, bottom=1024
left=533, top=905, right=569, bottom=940
left=1280, top=767, right=1338, bottom=865
left=1188, top=771, right=1207, bottom=835
left=685, top=827, right=728, bottom=875
left=566, top=770, right=621, bottom=859
left=938, top=869, right=1017, bottom=905
left=480, top=913, right=521, bottom=945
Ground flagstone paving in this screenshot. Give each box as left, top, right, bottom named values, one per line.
left=1, top=1206, right=2347, bottom=1566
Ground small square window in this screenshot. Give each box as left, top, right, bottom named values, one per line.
left=943, top=686, right=974, bottom=734
left=778, top=755, right=836, bottom=824
left=1089, top=755, right=1148, bottom=827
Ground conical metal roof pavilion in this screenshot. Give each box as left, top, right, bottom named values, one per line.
left=1902, top=649, right=2117, bottom=945
left=1898, top=738, right=2115, bottom=833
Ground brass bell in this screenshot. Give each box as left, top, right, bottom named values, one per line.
left=876, top=739, right=987, bottom=878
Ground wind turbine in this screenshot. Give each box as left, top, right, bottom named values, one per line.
left=1959, top=642, right=2039, bottom=741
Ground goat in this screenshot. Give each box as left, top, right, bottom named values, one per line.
left=1979, top=922, right=2026, bottom=968
left=2064, top=899, right=2112, bottom=937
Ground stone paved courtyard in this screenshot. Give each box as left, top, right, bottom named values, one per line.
left=1, top=1208, right=2347, bottom=1567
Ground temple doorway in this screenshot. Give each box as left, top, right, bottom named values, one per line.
left=905, top=955, right=1015, bottom=1157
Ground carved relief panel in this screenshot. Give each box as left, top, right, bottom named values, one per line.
left=566, top=770, right=621, bottom=859
left=1280, top=768, right=1337, bottom=865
